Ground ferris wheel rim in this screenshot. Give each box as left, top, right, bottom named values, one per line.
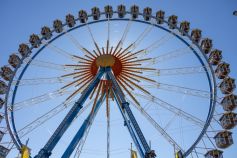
left=3, top=10, right=218, bottom=157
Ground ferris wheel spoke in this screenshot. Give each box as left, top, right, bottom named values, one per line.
left=64, top=64, right=92, bottom=70
left=90, top=80, right=103, bottom=115
left=85, top=21, right=108, bottom=58
left=114, top=19, right=155, bottom=58
left=163, top=113, right=178, bottom=131
left=10, top=89, right=73, bottom=111
left=119, top=74, right=151, bottom=95
left=203, top=126, right=218, bottom=148
left=144, top=46, right=192, bottom=65
left=102, top=47, right=106, bottom=55
left=73, top=72, right=92, bottom=80
left=127, top=98, right=184, bottom=152
left=17, top=99, right=75, bottom=138
left=83, top=48, right=97, bottom=59
left=193, top=148, right=202, bottom=158
left=76, top=75, right=94, bottom=89
left=41, top=41, right=78, bottom=61
left=122, top=68, right=143, bottom=75
left=61, top=73, right=92, bottom=90
left=76, top=76, right=95, bottom=95
left=64, top=31, right=98, bottom=58
left=120, top=72, right=140, bottom=83
left=146, top=66, right=207, bottom=77
left=64, top=76, right=94, bottom=102
left=121, top=44, right=192, bottom=65
left=119, top=19, right=133, bottom=49
left=191, top=149, right=203, bottom=158
left=0, top=142, right=15, bottom=153
left=23, top=58, right=74, bottom=71
left=122, top=67, right=156, bottom=72
left=72, top=55, right=94, bottom=63
left=194, top=136, right=218, bottom=157
left=117, top=76, right=135, bottom=90
left=89, top=80, right=102, bottom=100
left=116, top=44, right=134, bottom=58
left=120, top=47, right=191, bottom=68
left=85, top=22, right=97, bottom=45
left=17, top=98, right=92, bottom=139
left=131, top=91, right=205, bottom=127
left=107, top=16, right=110, bottom=55
left=0, top=127, right=8, bottom=133
left=65, top=87, right=84, bottom=102
left=119, top=49, right=143, bottom=61
left=0, top=141, right=13, bottom=146
left=120, top=71, right=156, bottom=83
left=200, top=133, right=217, bottom=153
left=112, top=18, right=134, bottom=56
left=142, top=82, right=210, bottom=98
left=117, top=78, right=140, bottom=106
left=129, top=32, right=175, bottom=59
left=143, top=33, right=175, bottom=55
left=122, top=58, right=153, bottom=65
left=132, top=20, right=155, bottom=50
left=61, top=70, right=90, bottom=78
left=12, top=77, right=70, bottom=86
left=122, top=23, right=179, bottom=59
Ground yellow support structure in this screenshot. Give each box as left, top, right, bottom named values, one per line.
left=175, top=151, right=183, bottom=158
left=21, top=145, right=30, bottom=158
left=130, top=143, right=138, bottom=158
left=131, top=150, right=138, bottom=158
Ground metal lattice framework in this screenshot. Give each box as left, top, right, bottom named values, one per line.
left=0, top=4, right=236, bottom=158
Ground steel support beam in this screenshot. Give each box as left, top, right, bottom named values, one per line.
left=61, top=94, right=106, bottom=158
left=107, top=70, right=156, bottom=158
left=34, top=68, right=105, bottom=158
left=113, top=90, right=145, bottom=157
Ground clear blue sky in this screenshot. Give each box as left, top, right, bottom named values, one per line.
left=0, top=1, right=236, bottom=158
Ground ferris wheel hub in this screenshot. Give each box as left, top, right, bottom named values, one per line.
left=96, top=54, right=115, bottom=67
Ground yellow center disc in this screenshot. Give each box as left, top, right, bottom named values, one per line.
left=96, top=54, right=115, bottom=67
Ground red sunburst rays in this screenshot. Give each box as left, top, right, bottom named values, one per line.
left=61, top=40, right=155, bottom=105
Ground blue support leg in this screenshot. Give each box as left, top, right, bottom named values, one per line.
left=34, top=68, right=105, bottom=158
left=61, top=94, right=106, bottom=158
left=113, top=90, right=145, bottom=157
left=107, top=70, right=156, bottom=158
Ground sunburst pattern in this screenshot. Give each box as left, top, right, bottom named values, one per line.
left=61, top=40, right=156, bottom=107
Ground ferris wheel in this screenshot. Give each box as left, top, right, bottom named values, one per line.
left=0, top=4, right=236, bottom=158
